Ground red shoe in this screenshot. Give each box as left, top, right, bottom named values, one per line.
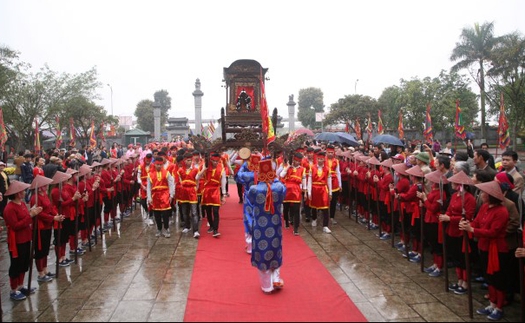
left=273, top=279, right=284, bottom=289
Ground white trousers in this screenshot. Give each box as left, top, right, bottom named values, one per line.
left=258, top=267, right=282, bottom=293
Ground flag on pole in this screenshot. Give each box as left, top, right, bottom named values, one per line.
left=345, top=121, right=350, bottom=134
left=89, top=120, right=97, bottom=149
left=55, top=116, right=62, bottom=149
left=454, top=100, right=466, bottom=139
left=108, top=124, right=116, bottom=137
left=423, top=103, right=433, bottom=144
left=355, top=119, right=362, bottom=140
left=398, top=111, right=404, bottom=140
left=98, top=122, right=106, bottom=148
left=259, top=67, right=275, bottom=151
left=208, top=121, right=216, bottom=135
left=69, top=117, right=76, bottom=148
left=201, top=124, right=210, bottom=139
left=366, top=113, right=373, bottom=141
left=498, top=93, right=510, bottom=150
left=34, top=117, right=41, bottom=155
left=0, top=107, right=8, bottom=149
left=377, top=110, right=384, bottom=135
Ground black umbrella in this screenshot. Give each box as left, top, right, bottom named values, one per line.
left=314, top=132, right=359, bottom=146
left=372, top=134, right=404, bottom=146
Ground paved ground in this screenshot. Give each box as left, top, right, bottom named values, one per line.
left=1, top=193, right=522, bottom=322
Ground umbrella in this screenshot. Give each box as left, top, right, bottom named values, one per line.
left=372, top=134, right=404, bottom=146
left=314, top=132, right=359, bottom=147
left=295, top=128, right=315, bottom=137
left=335, top=132, right=359, bottom=147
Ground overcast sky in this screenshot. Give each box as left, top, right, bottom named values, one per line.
left=2, top=0, right=524, bottom=123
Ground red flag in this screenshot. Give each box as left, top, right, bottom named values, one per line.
left=345, top=121, right=350, bottom=134
left=398, top=112, right=404, bottom=139
left=55, top=116, right=63, bottom=149
left=89, top=120, right=97, bottom=149
left=454, top=100, right=466, bottom=139
left=0, top=107, right=8, bottom=149
left=355, top=119, right=362, bottom=140
left=259, top=67, right=275, bottom=152
left=377, top=110, right=384, bottom=135
left=366, top=113, right=373, bottom=141
left=34, top=117, right=41, bottom=155
left=423, top=104, right=433, bottom=144
left=69, top=117, right=76, bottom=148
left=498, top=93, right=510, bottom=150
left=108, top=124, right=116, bottom=137
left=98, top=122, right=106, bottom=148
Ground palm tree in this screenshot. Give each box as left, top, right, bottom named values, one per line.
left=450, top=22, right=498, bottom=140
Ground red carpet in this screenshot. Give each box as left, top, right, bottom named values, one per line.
left=184, top=184, right=367, bottom=322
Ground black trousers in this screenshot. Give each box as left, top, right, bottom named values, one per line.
left=283, top=202, right=300, bottom=231
left=9, top=242, right=30, bottom=278
left=153, top=209, right=171, bottom=231
left=35, top=229, right=52, bottom=260
left=311, top=208, right=329, bottom=227
left=329, top=191, right=340, bottom=219
left=181, top=203, right=199, bottom=232
left=204, top=205, right=220, bottom=231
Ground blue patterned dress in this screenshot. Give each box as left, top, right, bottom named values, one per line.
left=236, top=162, right=255, bottom=234
left=247, top=179, right=286, bottom=271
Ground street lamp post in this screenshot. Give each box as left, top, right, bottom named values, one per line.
left=107, top=84, right=113, bottom=116
left=355, top=79, right=359, bottom=94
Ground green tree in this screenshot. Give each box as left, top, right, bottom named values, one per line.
left=324, top=94, right=379, bottom=135
left=1, top=65, right=103, bottom=151
left=297, top=87, right=324, bottom=129
left=486, top=31, right=525, bottom=148
left=134, top=99, right=154, bottom=133
left=450, top=21, right=498, bottom=140
left=375, top=71, right=477, bottom=141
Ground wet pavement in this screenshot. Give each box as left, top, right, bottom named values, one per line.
left=0, top=197, right=522, bottom=322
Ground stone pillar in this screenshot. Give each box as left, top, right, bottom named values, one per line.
left=193, top=78, right=204, bottom=135
left=287, top=94, right=296, bottom=133
left=153, top=101, right=161, bottom=141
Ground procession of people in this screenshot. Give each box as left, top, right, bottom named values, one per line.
left=1, top=136, right=525, bottom=321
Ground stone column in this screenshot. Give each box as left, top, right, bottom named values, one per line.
left=193, top=79, right=204, bottom=135
left=153, top=101, right=161, bottom=141
left=287, top=94, right=296, bottom=133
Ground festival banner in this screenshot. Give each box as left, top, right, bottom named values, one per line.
left=423, top=104, right=433, bottom=144
left=89, top=120, right=97, bottom=149
left=0, top=107, right=8, bottom=149
left=259, top=67, right=275, bottom=149
left=498, top=93, right=510, bottom=150
left=209, top=121, right=216, bottom=135
left=34, top=117, right=41, bottom=155
left=377, top=110, right=384, bottom=135
left=454, top=100, right=466, bottom=139
left=355, top=119, right=362, bottom=140
left=398, top=111, right=404, bottom=140
left=366, top=113, right=373, bottom=141
left=69, top=117, right=76, bottom=148
left=55, top=116, right=63, bottom=149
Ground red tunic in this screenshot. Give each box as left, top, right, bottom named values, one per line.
left=139, top=162, right=151, bottom=199
left=177, top=166, right=198, bottom=204
left=424, top=189, right=443, bottom=224
left=327, top=158, right=341, bottom=192
left=148, top=168, right=171, bottom=211
left=310, top=164, right=330, bottom=209
left=202, top=163, right=224, bottom=206
left=283, top=166, right=305, bottom=203
left=471, top=204, right=509, bottom=252
left=445, top=191, right=476, bottom=238
left=3, top=201, right=33, bottom=257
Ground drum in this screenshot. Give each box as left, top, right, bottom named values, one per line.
left=239, top=147, right=251, bottom=160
